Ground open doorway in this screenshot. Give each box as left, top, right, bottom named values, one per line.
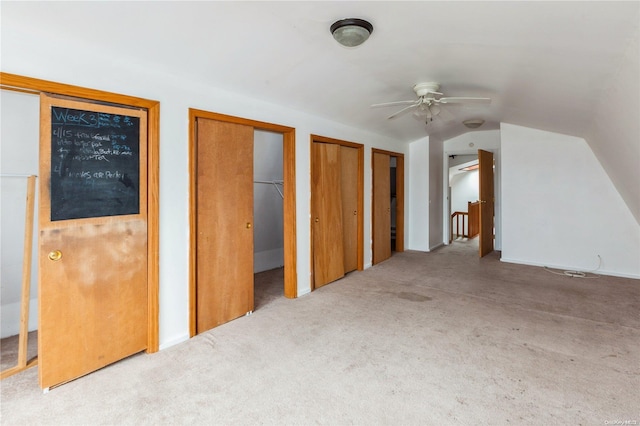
left=444, top=148, right=499, bottom=258
left=253, top=130, right=284, bottom=310
left=372, top=148, right=404, bottom=265
left=1, top=73, right=160, bottom=389
left=189, top=109, right=297, bottom=337
left=448, top=154, right=479, bottom=242
left=442, top=131, right=501, bottom=256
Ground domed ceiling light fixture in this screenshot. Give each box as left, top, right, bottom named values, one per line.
left=330, top=18, right=373, bottom=47
left=463, top=119, right=485, bottom=129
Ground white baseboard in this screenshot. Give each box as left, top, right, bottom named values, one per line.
left=159, top=333, right=190, bottom=351
left=297, top=287, right=311, bottom=297
left=254, top=248, right=284, bottom=273
left=500, top=257, right=640, bottom=280
left=429, top=242, right=444, bottom=252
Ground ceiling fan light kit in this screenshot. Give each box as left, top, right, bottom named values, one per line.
left=330, top=18, right=373, bottom=47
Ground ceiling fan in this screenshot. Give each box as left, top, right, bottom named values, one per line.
left=372, top=82, right=491, bottom=123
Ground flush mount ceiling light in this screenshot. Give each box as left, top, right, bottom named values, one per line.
left=463, top=119, right=485, bottom=129
left=330, top=18, right=373, bottom=47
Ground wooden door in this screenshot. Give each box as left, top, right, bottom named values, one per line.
left=478, top=149, right=495, bottom=257
left=340, top=146, right=358, bottom=273
left=312, top=142, right=345, bottom=287
left=373, top=152, right=391, bottom=264
left=39, top=95, right=148, bottom=389
left=196, top=118, right=254, bottom=332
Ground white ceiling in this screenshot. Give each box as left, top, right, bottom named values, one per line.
left=4, top=1, right=638, bottom=143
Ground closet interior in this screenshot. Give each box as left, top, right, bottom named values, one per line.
left=1, top=89, right=40, bottom=378
left=253, top=130, right=285, bottom=309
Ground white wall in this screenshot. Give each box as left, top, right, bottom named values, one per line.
left=501, top=123, right=640, bottom=278
left=1, top=21, right=408, bottom=349
left=443, top=130, right=502, bottom=249
left=0, top=90, right=40, bottom=337
left=407, top=137, right=430, bottom=251
left=253, top=130, right=284, bottom=273
left=585, top=24, right=640, bottom=224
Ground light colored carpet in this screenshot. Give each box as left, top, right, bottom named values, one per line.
left=1, top=242, right=638, bottom=425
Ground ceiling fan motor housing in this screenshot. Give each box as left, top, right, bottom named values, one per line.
left=413, top=82, right=441, bottom=97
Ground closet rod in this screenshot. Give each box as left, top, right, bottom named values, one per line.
left=0, top=174, right=38, bottom=178
left=253, top=180, right=283, bottom=184
left=253, top=180, right=284, bottom=199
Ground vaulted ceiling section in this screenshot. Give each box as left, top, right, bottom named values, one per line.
left=2, top=1, right=638, bottom=221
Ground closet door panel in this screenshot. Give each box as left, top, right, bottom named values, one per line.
left=340, top=146, right=358, bottom=273
left=196, top=118, right=254, bottom=332
left=312, top=142, right=345, bottom=287
left=478, top=149, right=495, bottom=258
left=373, top=152, right=391, bottom=264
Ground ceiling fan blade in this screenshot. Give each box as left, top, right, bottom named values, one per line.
left=371, top=100, right=418, bottom=108
left=437, top=97, right=491, bottom=104
left=386, top=103, right=418, bottom=120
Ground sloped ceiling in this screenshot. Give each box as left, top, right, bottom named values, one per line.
left=2, top=1, right=639, bottom=220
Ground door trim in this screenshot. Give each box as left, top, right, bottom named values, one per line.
left=371, top=148, right=405, bottom=255
left=188, top=109, right=297, bottom=337
left=310, top=134, right=365, bottom=288
left=0, top=72, right=160, bottom=353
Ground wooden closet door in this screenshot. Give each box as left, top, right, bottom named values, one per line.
left=341, top=146, right=358, bottom=273
left=312, top=142, right=345, bottom=287
left=478, top=149, right=495, bottom=258
left=373, top=152, right=391, bottom=264
left=39, top=95, right=148, bottom=389
left=196, top=118, right=254, bottom=332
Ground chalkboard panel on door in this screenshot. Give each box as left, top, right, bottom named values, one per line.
left=50, top=106, right=140, bottom=221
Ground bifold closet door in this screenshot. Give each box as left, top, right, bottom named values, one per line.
left=312, top=142, right=345, bottom=288
left=373, top=151, right=391, bottom=264
left=196, top=118, right=254, bottom=332
left=340, top=146, right=358, bottom=273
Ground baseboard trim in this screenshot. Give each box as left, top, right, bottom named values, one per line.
left=500, top=257, right=640, bottom=280
left=297, top=287, right=312, bottom=297
left=158, top=333, right=190, bottom=351
left=429, top=242, right=445, bottom=252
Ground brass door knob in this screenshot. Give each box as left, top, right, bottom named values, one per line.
left=353, top=210, right=357, bottom=215
left=315, top=217, right=319, bottom=223
left=48, top=250, right=62, bottom=261
left=246, top=223, right=252, bottom=229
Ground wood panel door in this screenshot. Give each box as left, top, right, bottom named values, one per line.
left=39, top=95, right=148, bottom=389
left=478, top=149, right=495, bottom=257
left=312, top=142, right=345, bottom=288
left=340, top=146, right=358, bottom=273
left=373, top=151, right=391, bottom=264
left=196, top=118, right=254, bottom=332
